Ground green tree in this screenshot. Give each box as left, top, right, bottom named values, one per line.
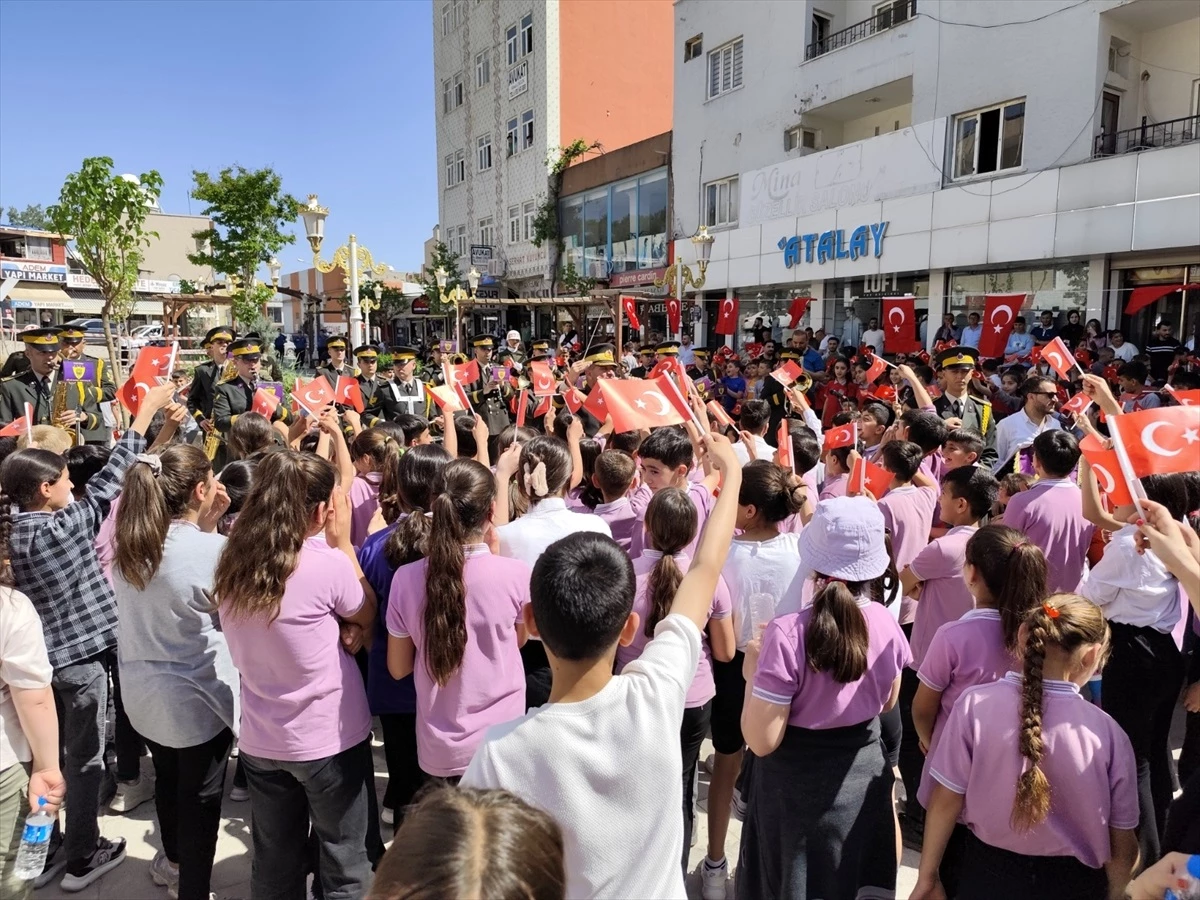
left=5, top=204, right=48, bottom=229
left=417, top=240, right=463, bottom=316
left=187, top=166, right=299, bottom=328
left=46, top=158, right=163, bottom=381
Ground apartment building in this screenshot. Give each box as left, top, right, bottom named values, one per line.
left=433, top=0, right=673, bottom=332
left=672, top=0, right=1200, bottom=348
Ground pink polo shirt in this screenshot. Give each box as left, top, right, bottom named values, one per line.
left=915, top=608, right=1013, bottom=808
left=221, top=537, right=372, bottom=762
left=752, top=598, right=911, bottom=729
left=818, top=473, right=848, bottom=501
left=629, top=480, right=714, bottom=559
left=386, top=546, right=529, bottom=777
left=349, top=472, right=383, bottom=549
left=1002, top=479, right=1094, bottom=593
left=615, top=552, right=731, bottom=708
left=929, top=672, right=1138, bottom=867
left=907, top=525, right=978, bottom=668
left=878, top=485, right=939, bottom=625
left=594, top=497, right=638, bottom=552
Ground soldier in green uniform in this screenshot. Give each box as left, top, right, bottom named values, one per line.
left=460, top=335, right=513, bottom=436
left=57, top=325, right=116, bottom=444
left=572, top=343, right=620, bottom=437
left=932, top=346, right=997, bottom=468
left=383, top=346, right=430, bottom=421
left=0, top=328, right=65, bottom=432
left=629, top=345, right=657, bottom=379
left=212, top=337, right=290, bottom=451
left=317, top=335, right=356, bottom=389
left=187, top=326, right=235, bottom=436
left=353, top=344, right=388, bottom=428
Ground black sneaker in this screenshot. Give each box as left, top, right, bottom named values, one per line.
left=60, top=837, right=127, bottom=892
left=33, top=835, right=67, bottom=889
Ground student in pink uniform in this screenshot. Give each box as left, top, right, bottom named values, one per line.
left=348, top=427, right=403, bottom=549
left=739, top=497, right=910, bottom=900
left=616, top=488, right=735, bottom=873
left=214, top=450, right=378, bottom=900
left=819, top=447, right=851, bottom=501
left=914, top=595, right=1139, bottom=900
left=628, top=427, right=718, bottom=559
left=911, top=525, right=1048, bottom=895
left=1002, top=430, right=1094, bottom=593
left=386, top=459, right=529, bottom=780
left=590, top=450, right=638, bottom=552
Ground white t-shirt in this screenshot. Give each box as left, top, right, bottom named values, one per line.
left=733, top=434, right=774, bottom=467
left=722, top=532, right=806, bottom=649
left=0, top=587, right=53, bottom=766
left=463, top=614, right=701, bottom=900
left=862, top=329, right=886, bottom=353
left=1111, top=342, right=1138, bottom=362
left=497, top=497, right=613, bottom=569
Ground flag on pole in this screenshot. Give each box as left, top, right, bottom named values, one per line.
left=882, top=297, right=920, bottom=354
left=777, top=420, right=794, bottom=472
left=849, top=455, right=892, bottom=499
left=118, top=344, right=174, bottom=414
left=515, top=390, right=529, bottom=427
left=292, top=377, right=337, bottom=417
left=529, top=361, right=557, bottom=396
left=620, top=295, right=641, bottom=331
left=426, top=383, right=465, bottom=413
left=978, top=293, right=1027, bottom=358
left=251, top=388, right=281, bottom=418
left=823, top=421, right=858, bottom=451
left=596, top=375, right=688, bottom=433
left=769, top=361, right=803, bottom=387
left=714, top=296, right=740, bottom=335
left=706, top=400, right=735, bottom=429
left=787, top=297, right=811, bottom=329
left=1108, top=406, right=1200, bottom=477
left=1079, top=435, right=1134, bottom=506
left=335, top=376, right=365, bottom=413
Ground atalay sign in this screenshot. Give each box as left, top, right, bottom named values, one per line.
left=778, top=221, right=888, bottom=267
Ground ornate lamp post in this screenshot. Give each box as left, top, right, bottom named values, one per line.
left=300, top=194, right=386, bottom=346
left=434, top=265, right=480, bottom=350
left=653, top=226, right=716, bottom=338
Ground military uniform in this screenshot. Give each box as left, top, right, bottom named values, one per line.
left=317, top=335, right=357, bottom=390
left=571, top=343, right=621, bottom=438
left=686, top=348, right=714, bottom=382
left=459, top=336, right=513, bottom=435
left=0, top=329, right=67, bottom=437
left=629, top=347, right=657, bottom=380
left=382, top=347, right=430, bottom=421
left=763, top=348, right=803, bottom=446
left=212, top=339, right=291, bottom=439
left=932, top=346, right=997, bottom=468
left=187, top=326, right=235, bottom=429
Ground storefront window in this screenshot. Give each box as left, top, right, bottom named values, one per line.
left=558, top=168, right=669, bottom=279
left=947, top=261, right=1088, bottom=328
left=611, top=180, right=637, bottom=274
left=582, top=190, right=608, bottom=277
left=1118, top=264, right=1199, bottom=350
left=637, top=172, right=667, bottom=269
left=560, top=196, right=584, bottom=273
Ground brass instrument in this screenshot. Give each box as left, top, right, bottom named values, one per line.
left=220, top=359, right=237, bottom=382
left=796, top=372, right=813, bottom=394
left=203, top=428, right=221, bottom=461
left=51, top=374, right=80, bottom=447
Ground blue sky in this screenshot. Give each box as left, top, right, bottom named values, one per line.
left=0, top=0, right=436, bottom=273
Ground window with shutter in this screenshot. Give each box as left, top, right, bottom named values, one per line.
left=707, top=38, right=744, bottom=100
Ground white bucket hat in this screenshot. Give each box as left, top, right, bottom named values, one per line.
left=797, top=496, right=890, bottom=583
left=506, top=330, right=521, bottom=342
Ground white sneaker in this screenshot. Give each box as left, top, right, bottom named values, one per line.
left=381, top=805, right=394, bottom=826
left=108, top=774, right=154, bottom=814
left=150, top=851, right=179, bottom=890
left=700, top=857, right=729, bottom=900
left=229, top=785, right=250, bottom=802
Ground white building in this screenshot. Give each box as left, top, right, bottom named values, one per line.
left=671, top=0, right=1200, bottom=350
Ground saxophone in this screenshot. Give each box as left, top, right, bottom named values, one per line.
left=203, top=359, right=237, bottom=460
left=51, top=376, right=80, bottom=447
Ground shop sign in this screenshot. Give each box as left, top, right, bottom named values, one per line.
left=1, top=261, right=66, bottom=283
left=66, top=272, right=176, bottom=293
left=475, top=287, right=501, bottom=300
left=778, top=222, right=888, bottom=267
left=470, top=245, right=493, bottom=267
left=410, top=297, right=430, bottom=315
left=508, top=60, right=528, bottom=99
left=609, top=267, right=667, bottom=288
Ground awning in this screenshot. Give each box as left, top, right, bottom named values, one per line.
left=7, top=283, right=74, bottom=310
left=64, top=290, right=165, bottom=317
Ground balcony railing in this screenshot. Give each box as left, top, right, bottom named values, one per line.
left=805, top=0, right=916, bottom=61
left=1093, top=114, right=1200, bottom=158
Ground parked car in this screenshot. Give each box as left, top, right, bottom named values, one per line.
left=63, top=317, right=108, bottom=343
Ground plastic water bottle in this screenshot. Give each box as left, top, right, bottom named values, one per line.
left=1087, top=674, right=1102, bottom=706
left=746, top=592, right=777, bottom=635
left=1165, top=854, right=1200, bottom=900
left=13, top=797, right=53, bottom=880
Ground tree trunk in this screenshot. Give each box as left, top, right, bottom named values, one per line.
left=100, top=303, right=128, bottom=427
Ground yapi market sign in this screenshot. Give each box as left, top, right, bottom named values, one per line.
left=778, top=221, right=887, bottom=268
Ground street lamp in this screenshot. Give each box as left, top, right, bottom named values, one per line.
left=434, top=266, right=480, bottom=350
left=300, top=194, right=386, bottom=347
left=653, top=225, right=717, bottom=339
left=268, top=257, right=282, bottom=288
left=361, top=278, right=384, bottom=345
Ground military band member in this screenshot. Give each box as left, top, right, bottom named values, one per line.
left=424, top=342, right=447, bottom=386
left=0, top=328, right=64, bottom=430
left=383, top=346, right=430, bottom=421
left=353, top=344, right=388, bottom=428
left=763, top=347, right=803, bottom=444
left=212, top=337, right=290, bottom=439
left=932, top=345, right=997, bottom=468
left=686, top=347, right=713, bottom=381
left=317, top=335, right=356, bottom=389
left=460, top=335, right=513, bottom=435
left=188, top=326, right=235, bottom=435
left=572, top=343, right=620, bottom=437
left=656, top=340, right=682, bottom=363
left=629, top=345, right=657, bottom=379
left=56, top=326, right=116, bottom=444
left=502, top=330, right=528, bottom=370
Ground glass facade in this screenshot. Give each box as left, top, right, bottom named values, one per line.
left=560, top=168, right=668, bottom=277
left=947, top=261, right=1089, bottom=325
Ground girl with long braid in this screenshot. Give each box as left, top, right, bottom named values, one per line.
left=913, top=595, right=1139, bottom=900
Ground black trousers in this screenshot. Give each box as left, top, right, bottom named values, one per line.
left=1102, top=621, right=1184, bottom=867
left=897, top=632, right=923, bottom=822
left=521, top=640, right=553, bottom=710
left=1178, top=631, right=1200, bottom=787
left=145, top=728, right=234, bottom=900
left=957, top=831, right=1106, bottom=900
left=680, top=701, right=712, bottom=873
left=107, top=650, right=146, bottom=782
left=379, top=713, right=421, bottom=825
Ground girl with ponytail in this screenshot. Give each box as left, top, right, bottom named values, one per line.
left=914, top=594, right=1139, bottom=900
left=111, top=444, right=236, bottom=900
left=214, top=445, right=379, bottom=899
left=348, top=425, right=404, bottom=549
left=737, top=496, right=911, bottom=899
left=613, top=488, right=735, bottom=874
left=910, top=524, right=1047, bottom=895
left=385, top=459, right=530, bottom=780
left=359, top=443, right=450, bottom=826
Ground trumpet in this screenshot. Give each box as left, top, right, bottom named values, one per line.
left=795, top=373, right=813, bottom=394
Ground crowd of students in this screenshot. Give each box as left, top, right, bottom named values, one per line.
left=0, top=323, right=1197, bottom=900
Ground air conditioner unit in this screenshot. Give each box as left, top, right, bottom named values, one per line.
left=487, top=259, right=506, bottom=277
left=587, top=261, right=608, bottom=280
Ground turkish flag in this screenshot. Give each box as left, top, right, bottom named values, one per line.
left=1110, top=405, right=1200, bottom=477
left=516, top=390, right=529, bottom=427
left=426, top=383, right=466, bottom=413
left=707, top=400, right=735, bottom=429
left=1124, top=282, right=1200, bottom=316
left=0, top=416, right=28, bottom=438
left=866, top=384, right=897, bottom=404
left=714, top=296, right=739, bottom=335
left=849, top=456, right=892, bottom=499
left=788, top=297, right=811, bottom=329
left=1079, top=435, right=1134, bottom=506
left=865, top=353, right=887, bottom=384
left=582, top=386, right=610, bottom=423
left=1041, top=336, right=1076, bottom=380
left=293, top=377, right=337, bottom=416
left=823, top=421, right=858, bottom=451
left=335, top=376, right=364, bottom=413
left=882, top=297, right=919, bottom=354
left=769, top=360, right=803, bottom=387
left=529, top=361, right=557, bottom=396
left=650, top=357, right=685, bottom=381
left=620, top=295, right=641, bottom=331
left=119, top=344, right=174, bottom=414
left=251, top=388, right=281, bottom=418
left=1166, top=386, right=1200, bottom=407
left=533, top=395, right=552, bottom=418
left=564, top=388, right=586, bottom=414
left=978, top=293, right=1027, bottom=358
left=666, top=297, right=681, bottom=335
left=1060, top=392, right=1093, bottom=417
left=777, top=420, right=794, bottom=472
left=449, top=360, right=480, bottom=386
left=596, top=375, right=688, bottom=433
